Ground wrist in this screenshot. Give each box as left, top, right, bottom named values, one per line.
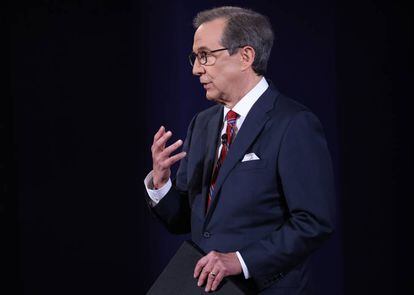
left=232, top=252, right=242, bottom=274
left=152, top=177, right=166, bottom=190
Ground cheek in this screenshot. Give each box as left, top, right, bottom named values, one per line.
left=208, top=68, right=228, bottom=90
left=212, top=71, right=237, bottom=92
left=206, top=60, right=240, bottom=92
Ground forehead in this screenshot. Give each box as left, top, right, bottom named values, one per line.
left=192, top=18, right=227, bottom=52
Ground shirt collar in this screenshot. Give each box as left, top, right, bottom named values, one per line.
left=223, top=77, right=269, bottom=121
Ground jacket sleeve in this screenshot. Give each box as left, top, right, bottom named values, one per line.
left=239, top=110, right=336, bottom=285
left=146, top=113, right=198, bottom=234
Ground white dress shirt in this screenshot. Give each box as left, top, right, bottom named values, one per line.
left=144, top=77, right=269, bottom=279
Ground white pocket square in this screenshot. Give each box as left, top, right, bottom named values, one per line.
left=242, top=153, right=260, bottom=162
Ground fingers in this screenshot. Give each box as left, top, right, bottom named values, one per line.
left=205, top=267, right=222, bottom=292
left=154, top=140, right=186, bottom=170
left=211, top=270, right=224, bottom=291
left=194, top=256, right=208, bottom=279
left=152, top=130, right=173, bottom=153
left=151, top=127, right=186, bottom=187
left=161, top=151, right=186, bottom=168
left=161, top=139, right=183, bottom=158
left=194, top=251, right=242, bottom=292
left=152, top=126, right=186, bottom=163
left=197, top=266, right=212, bottom=288
left=153, top=126, right=165, bottom=144
left=195, top=252, right=216, bottom=290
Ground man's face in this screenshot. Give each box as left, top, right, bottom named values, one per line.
left=192, top=18, right=242, bottom=105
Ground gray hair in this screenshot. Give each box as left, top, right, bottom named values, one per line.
left=193, top=6, right=274, bottom=75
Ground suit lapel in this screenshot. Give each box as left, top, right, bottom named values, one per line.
left=200, top=106, right=223, bottom=216
left=204, top=86, right=279, bottom=223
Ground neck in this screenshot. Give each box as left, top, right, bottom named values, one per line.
left=225, top=75, right=263, bottom=109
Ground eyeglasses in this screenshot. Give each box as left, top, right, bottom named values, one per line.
left=188, top=47, right=229, bottom=67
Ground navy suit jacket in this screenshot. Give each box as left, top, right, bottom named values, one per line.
left=149, top=84, right=335, bottom=294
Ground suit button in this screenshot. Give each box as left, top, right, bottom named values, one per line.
left=203, top=231, right=211, bottom=238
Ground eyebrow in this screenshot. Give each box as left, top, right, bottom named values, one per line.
left=193, top=46, right=213, bottom=53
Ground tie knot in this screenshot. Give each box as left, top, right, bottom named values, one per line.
left=226, top=110, right=238, bottom=124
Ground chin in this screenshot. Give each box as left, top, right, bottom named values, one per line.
left=205, top=91, right=223, bottom=104
left=205, top=92, right=215, bottom=101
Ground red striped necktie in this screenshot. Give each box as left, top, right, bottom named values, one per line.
left=207, top=110, right=238, bottom=212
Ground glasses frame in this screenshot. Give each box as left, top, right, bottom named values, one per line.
left=188, top=46, right=245, bottom=67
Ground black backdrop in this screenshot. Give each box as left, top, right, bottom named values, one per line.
left=4, top=0, right=412, bottom=294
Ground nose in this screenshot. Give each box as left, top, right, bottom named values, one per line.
left=192, top=58, right=205, bottom=76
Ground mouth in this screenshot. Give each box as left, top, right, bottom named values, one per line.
left=202, top=82, right=211, bottom=89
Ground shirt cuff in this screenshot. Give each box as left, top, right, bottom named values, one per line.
left=236, top=251, right=250, bottom=279
left=144, top=171, right=172, bottom=206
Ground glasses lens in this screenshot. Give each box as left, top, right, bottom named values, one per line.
left=189, top=53, right=196, bottom=66
left=200, top=52, right=207, bottom=65
left=188, top=51, right=215, bottom=66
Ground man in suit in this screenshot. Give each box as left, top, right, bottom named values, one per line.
left=144, top=6, right=335, bottom=294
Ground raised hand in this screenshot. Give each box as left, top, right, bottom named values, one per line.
left=151, top=126, right=187, bottom=188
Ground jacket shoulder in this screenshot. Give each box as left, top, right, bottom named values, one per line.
left=195, top=104, right=222, bottom=121
left=273, top=93, right=312, bottom=118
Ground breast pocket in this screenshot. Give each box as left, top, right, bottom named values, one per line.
left=234, top=159, right=268, bottom=171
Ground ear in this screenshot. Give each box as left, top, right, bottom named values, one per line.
left=239, top=46, right=256, bottom=71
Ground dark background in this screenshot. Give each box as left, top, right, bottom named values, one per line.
left=3, top=0, right=412, bottom=294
